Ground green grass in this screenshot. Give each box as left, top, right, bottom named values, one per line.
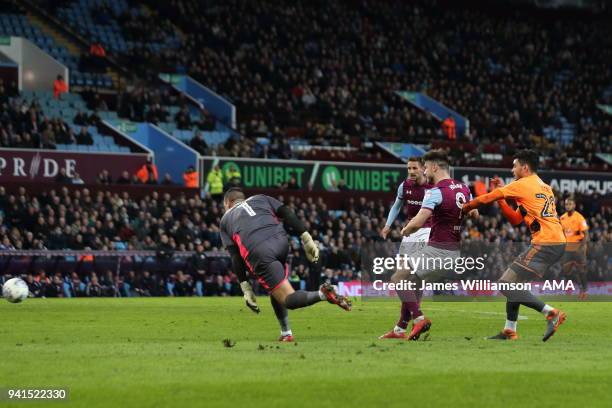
left=1, top=298, right=611, bottom=408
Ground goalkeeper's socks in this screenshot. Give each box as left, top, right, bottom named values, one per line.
left=271, top=296, right=290, bottom=332
left=285, top=291, right=323, bottom=310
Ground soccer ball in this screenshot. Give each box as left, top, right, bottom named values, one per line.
left=2, top=277, right=29, bottom=303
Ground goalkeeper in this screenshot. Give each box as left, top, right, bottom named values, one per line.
left=219, top=188, right=351, bottom=342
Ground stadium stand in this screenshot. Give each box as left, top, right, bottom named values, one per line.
left=140, top=0, right=611, bottom=169
left=1, top=90, right=130, bottom=152
left=3, top=0, right=607, bottom=167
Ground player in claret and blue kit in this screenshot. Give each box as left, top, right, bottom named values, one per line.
left=396, top=149, right=477, bottom=340
left=220, top=188, right=351, bottom=342
left=379, top=157, right=433, bottom=339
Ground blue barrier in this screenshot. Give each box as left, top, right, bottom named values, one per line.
left=160, top=74, right=236, bottom=129
left=396, top=91, right=469, bottom=136
left=105, top=120, right=198, bottom=184
left=377, top=142, right=426, bottom=161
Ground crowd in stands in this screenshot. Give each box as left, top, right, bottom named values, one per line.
left=3, top=1, right=609, bottom=169
left=0, top=182, right=609, bottom=297
left=0, top=93, right=100, bottom=150
left=138, top=0, right=611, bottom=169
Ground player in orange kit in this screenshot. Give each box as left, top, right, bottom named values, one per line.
left=462, top=150, right=567, bottom=342
left=559, top=197, right=589, bottom=300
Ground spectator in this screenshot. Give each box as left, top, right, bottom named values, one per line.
left=136, top=157, right=159, bottom=184
left=41, top=126, right=56, bottom=149
left=161, top=173, right=175, bottom=185
left=74, top=111, right=90, bottom=126
left=286, top=175, right=299, bottom=190
left=442, top=115, right=456, bottom=140
left=172, top=270, right=194, bottom=296
left=97, top=169, right=112, bottom=184
left=45, top=274, right=65, bottom=298
left=86, top=274, right=103, bottom=297
left=175, top=106, right=192, bottom=130
left=53, top=75, right=68, bottom=100
left=76, top=127, right=94, bottom=145
left=134, top=270, right=156, bottom=297
left=183, top=165, right=199, bottom=188
left=55, top=168, right=71, bottom=184
left=189, top=131, right=208, bottom=155
left=473, top=176, right=488, bottom=197
left=116, top=171, right=131, bottom=184
left=190, top=240, right=207, bottom=295
left=72, top=172, right=85, bottom=184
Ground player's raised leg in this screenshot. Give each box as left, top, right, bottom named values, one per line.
left=271, top=277, right=352, bottom=312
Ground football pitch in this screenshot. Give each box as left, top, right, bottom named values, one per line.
left=1, top=298, right=611, bottom=408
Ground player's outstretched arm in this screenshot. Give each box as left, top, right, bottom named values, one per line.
left=497, top=199, right=523, bottom=226
left=276, top=205, right=319, bottom=262
left=227, top=246, right=260, bottom=314
left=381, top=196, right=403, bottom=239
left=462, top=189, right=504, bottom=213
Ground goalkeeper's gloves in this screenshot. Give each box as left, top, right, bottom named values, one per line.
left=240, top=281, right=260, bottom=314
left=300, top=231, right=319, bottom=263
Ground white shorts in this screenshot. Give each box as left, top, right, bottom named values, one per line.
left=410, top=245, right=461, bottom=281
left=398, top=228, right=431, bottom=256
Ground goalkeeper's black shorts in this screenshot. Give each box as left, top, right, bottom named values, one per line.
left=246, top=233, right=289, bottom=292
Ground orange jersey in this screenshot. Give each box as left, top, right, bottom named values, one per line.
left=498, top=174, right=565, bottom=244
left=560, top=211, right=588, bottom=251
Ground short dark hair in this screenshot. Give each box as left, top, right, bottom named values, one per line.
left=224, top=187, right=245, bottom=203
left=407, top=156, right=424, bottom=164
left=513, top=149, right=539, bottom=172
left=422, top=149, right=449, bottom=169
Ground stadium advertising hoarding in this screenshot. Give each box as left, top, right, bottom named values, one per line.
left=202, top=157, right=315, bottom=189
left=453, top=167, right=612, bottom=195
left=202, top=158, right=612, bottom=194
left=0, top=148, right=148, bottom=183
left=315, top=163, right=404, bottom=192
left=201, top=157, right=406, bottom=192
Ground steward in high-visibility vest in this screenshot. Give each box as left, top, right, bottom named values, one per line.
left=207, top=165, right=224, bottom=196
